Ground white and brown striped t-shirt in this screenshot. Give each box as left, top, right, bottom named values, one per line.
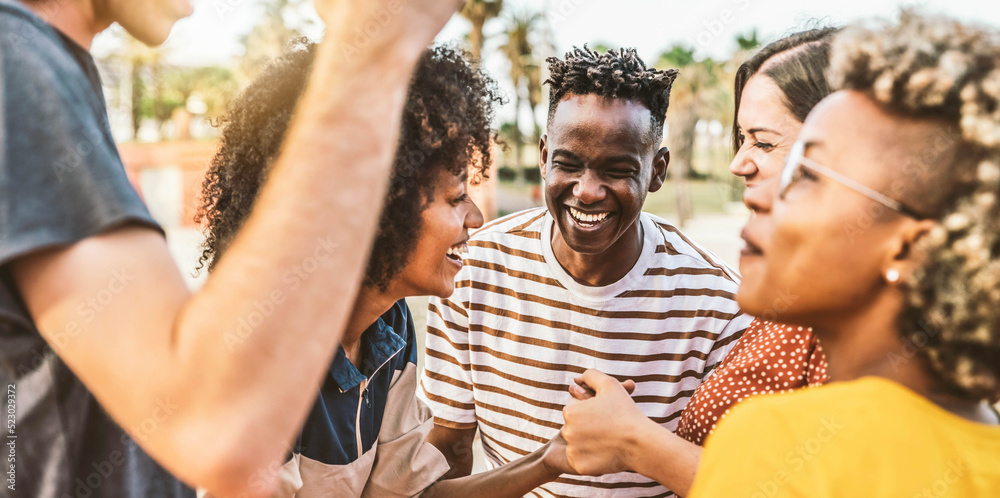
left=419, top=208, right=751, bottom=498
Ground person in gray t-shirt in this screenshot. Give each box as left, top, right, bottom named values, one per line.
left=0, top=0, right=463, bottom=496
left=0, top=2, right=190, bottom=495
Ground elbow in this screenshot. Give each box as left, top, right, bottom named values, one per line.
left=195, top=454, right=284, bottom=498
left=143, top=383, right=293, bottom=496
left=166, top=422, right=287, bottom=498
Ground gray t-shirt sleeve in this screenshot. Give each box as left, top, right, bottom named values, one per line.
left=0, top=30, right=161, bottom=270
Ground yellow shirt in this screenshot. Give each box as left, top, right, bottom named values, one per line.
left=689, top=377, right=1000, bottom=497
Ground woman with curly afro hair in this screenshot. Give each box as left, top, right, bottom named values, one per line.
left=683, top=11, right=1000, bottom=497
left=196, top=43, right=573, bottom=497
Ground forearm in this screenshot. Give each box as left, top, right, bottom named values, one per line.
left=626, top=419, right=702, bottom=497
left=422, top=445, right=560, bottom=498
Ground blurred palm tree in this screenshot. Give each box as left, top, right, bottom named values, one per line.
left=526, top=58, right=543, bottom=146
left=499, top=10, right=542, bottom=186
left=658, top=46, right=731, bottom=226
left=99, top=29, right=238, bottom=141
left=461, top=0, right=506, bottom=220
left=124, top=38, right=161, bottom=139
left=460, top=0, right=504, bottom=61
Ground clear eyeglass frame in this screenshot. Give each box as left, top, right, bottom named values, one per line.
left=779, top=140, right=926, bottom=219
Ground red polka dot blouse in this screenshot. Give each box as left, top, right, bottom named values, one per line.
left=675, top=318, right=829, bottom=446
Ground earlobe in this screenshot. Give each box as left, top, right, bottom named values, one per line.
left=649, top=147, right=669, bottom=193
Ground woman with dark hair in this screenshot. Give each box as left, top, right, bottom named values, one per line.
left=197, top=43, right=571, bottom=497
left=554, top=29, right=838, bottom=497
left=674, top=27, right=840, bottom=447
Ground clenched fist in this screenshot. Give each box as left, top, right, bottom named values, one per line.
left=314, top=0, right=463, bottom=57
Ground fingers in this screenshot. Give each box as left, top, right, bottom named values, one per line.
left=569, top=383, right=594, bottom=400
left=575, top=369, right=628, bottom=394
left=571, top=380, right=634, bottom=398
left=575, top=369, right=614, bottom=392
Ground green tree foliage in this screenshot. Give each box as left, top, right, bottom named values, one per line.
left=98, top=28, right=238, bottom=140
left=736, top=29, right=761, bottom=51
left=148, top=66, right=238, bottom=122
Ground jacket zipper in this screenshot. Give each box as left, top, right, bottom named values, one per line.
left=354, top=346, right=404, bottom=460
left=355, top=378, right=366, bottom=457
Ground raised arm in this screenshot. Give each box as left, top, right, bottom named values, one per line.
left=9, top=1, right=461, bottom=496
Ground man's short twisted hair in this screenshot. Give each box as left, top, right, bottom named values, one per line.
left=830, top=11, right=1000, bottom=402
left=545, top=45, right=679, bottom=147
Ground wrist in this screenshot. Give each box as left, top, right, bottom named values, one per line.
left=317, top=30, right=425, bottom=75
left=621, top=415, right=659, bottom=473
left=319, top=7, right=436, bottom=70
left=538, top=441, right=564, bottom=480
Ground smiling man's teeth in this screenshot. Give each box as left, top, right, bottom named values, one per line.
left=569, top=207, right=610, bottom=224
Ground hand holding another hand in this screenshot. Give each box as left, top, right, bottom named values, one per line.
left=561, top=369, right=652, bottom=476
left=568, top=372, right=636, bottom=401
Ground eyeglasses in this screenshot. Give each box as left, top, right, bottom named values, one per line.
left=779, top=140, right=926, bottom=219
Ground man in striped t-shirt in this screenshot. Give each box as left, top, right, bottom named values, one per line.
left=419, top=46, right=751, bottom=497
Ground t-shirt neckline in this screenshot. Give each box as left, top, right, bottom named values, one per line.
left=540, top=211, right=658, bottom=302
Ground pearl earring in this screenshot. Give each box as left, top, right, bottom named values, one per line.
left=886, top=269, right=900, bottom=283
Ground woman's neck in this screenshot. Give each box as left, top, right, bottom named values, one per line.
left=816, top=289, right=995, bottom=424
left=342, top=285, right=402, bottom=367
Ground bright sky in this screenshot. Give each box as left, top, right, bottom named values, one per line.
left=135, top=0, right=1000, bottom=67
left=92, top=0, right=1000, bottom=126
